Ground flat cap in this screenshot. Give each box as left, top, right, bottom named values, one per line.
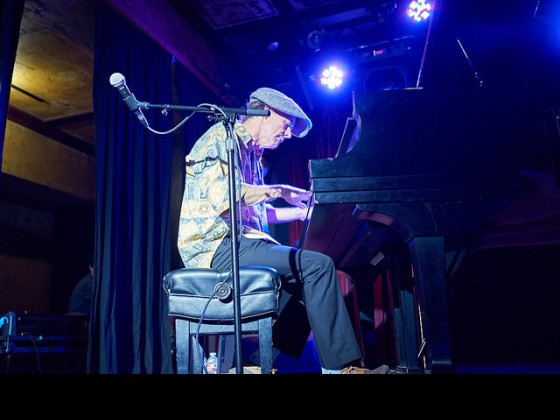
left=249, top=87, right=312, bottom=137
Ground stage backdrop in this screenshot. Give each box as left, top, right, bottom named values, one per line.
left=90, top=2, right=220, bottom=373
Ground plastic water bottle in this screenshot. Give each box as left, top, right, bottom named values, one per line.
left=205, top=352, right=219, bottom=374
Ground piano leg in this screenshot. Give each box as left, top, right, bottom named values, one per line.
left=386, top=253, right=423, bottom=374
left=409, top=236, right=454, bottom=374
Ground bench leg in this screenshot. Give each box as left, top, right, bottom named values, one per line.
left=258, top=317, right=274, bottom=374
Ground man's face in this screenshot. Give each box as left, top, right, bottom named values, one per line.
left=256, top=109, right=295, bottom=150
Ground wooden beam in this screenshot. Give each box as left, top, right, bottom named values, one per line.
left=104, top=0, right=240, bottom=104
left=8, top=106, right=94, bottom=156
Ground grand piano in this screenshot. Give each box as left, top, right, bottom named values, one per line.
left=298, top=0, right=560, bottom=373
left=300, top=0, right=560, bottom=374
left=301, top=85, right=560, bottom=373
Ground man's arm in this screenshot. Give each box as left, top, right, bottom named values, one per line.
left=266, top=204, right=309, bottom=223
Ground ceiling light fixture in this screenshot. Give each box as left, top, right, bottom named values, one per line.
left=306, top=29, right=325, bottom=52
left=320, top=65, right=344, bottom=89
left=267, top=41, right=280, bottom=52
left=407, top=0, right=433, bottom=22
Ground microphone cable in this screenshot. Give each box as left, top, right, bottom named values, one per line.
left=195, top=270, right=233, bottom=374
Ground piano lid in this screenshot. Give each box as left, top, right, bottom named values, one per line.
left=309, top=86, right=558, bottom=180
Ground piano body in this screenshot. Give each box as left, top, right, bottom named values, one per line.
left=302, top=86, right=560, bottom=373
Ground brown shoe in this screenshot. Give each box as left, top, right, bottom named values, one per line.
left=340, top=365, right=392, bottom=374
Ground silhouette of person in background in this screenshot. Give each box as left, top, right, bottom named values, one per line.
left=67, top=255, right=94, bottom=317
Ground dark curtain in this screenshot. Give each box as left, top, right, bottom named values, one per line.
left=90, top=2, right=219, bottom=374
left=0, top=0, right=25, bottom=173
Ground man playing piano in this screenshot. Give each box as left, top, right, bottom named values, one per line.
left=177, top=87, right=391, bottom=374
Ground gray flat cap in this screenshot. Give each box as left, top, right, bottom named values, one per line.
left=249, top=87, right=312, bottom=137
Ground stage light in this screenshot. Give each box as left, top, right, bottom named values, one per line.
left=267, top=41, right=280, bottom=52
left=407, top=0, right=433, bottom=22
left=320, top=66, right=343, bottom=89
left=307, top=30, right=325, bottom=52
left=320, top=65, right=344, bottom=90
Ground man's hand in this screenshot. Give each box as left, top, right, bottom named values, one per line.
left=279, top=185, right=312, bottom=208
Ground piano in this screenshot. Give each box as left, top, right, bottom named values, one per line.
left=301, top=86, right=560, bottom=373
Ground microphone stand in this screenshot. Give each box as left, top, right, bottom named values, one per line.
left=222, top=117, right=244, bottom=375
left=133, top=100, right=268, bottom=374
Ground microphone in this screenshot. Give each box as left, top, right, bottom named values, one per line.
left=109, top=72, right=149, bottom=128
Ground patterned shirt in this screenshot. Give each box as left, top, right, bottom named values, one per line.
left=178, top=121, right=278, bottom=268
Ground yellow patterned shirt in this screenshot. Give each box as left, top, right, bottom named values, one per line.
left=178, top=121, right=278, bottom=268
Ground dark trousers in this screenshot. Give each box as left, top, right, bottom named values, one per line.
left=211, top=235, right=362, bottom=369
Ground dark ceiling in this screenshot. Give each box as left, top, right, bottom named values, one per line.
left=166, top=0, right=433, bottom=103
left=164, top=0, right=560, bottom=110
